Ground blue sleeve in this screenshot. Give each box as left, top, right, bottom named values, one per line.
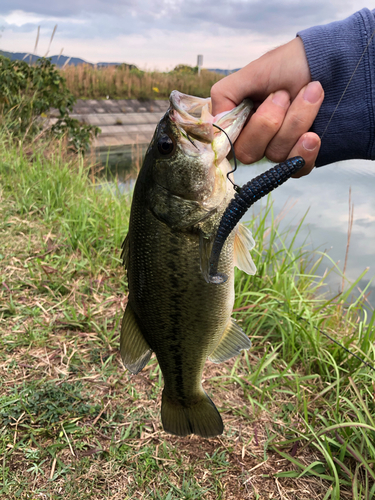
left=297, top=8, right=375, bottom=167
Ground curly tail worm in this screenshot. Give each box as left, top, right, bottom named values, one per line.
left=207, top=156, right=305, bottom=284
left=207, top=26, right=375, bottom=286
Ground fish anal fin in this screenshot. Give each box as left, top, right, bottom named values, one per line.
left=234, top=223, right=257, bottom=275
left=161, top=390, right=223, bottom=438
left=120, top=302, right=152, bottom=374
left=209, top=318, right=251, bottom=363
left=121, top=233, right=130, bottom=270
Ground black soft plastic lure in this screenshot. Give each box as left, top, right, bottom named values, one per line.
left=207, top=156, right=305, bottom=284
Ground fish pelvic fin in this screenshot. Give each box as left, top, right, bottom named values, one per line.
left=208, top=318, right=251, bottom=363
left=161, top=390, right=223, bottom=438
left=121, top=233, right=130, bottom=270
left=120, top=302, right=152, bottom=374
left=234, top=223, right=257, bottom=275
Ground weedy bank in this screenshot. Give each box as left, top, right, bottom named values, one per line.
left=0, top=134, right=374, bottom=500
left=61, top=64, right=224, bottom=100
left=0, top=55, right=99, bottom=154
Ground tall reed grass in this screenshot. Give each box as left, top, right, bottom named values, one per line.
left=0, top=135, right=130, bottom=270
left=61, top=65, right=223, bottom=100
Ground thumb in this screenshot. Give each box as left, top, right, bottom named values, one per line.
left=211, top=37, right=311, bottom=116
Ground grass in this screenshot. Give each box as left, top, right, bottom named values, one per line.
left=60, top=65, right=223, bottom=100
left=0, top=131, right=374, bottom=499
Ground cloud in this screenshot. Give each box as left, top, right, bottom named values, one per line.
left=1, top=0, right=358, bottom=39
left=0, top=0, right=135, bottom=18
left=0, top=0, right=365, bottom=68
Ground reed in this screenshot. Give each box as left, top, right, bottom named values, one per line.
left=60, top=64, right=224, bottom=100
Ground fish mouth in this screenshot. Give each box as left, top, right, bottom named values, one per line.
left=169, top=90, right=253, bottom=163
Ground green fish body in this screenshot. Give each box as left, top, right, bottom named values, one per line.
left=121, top=91, right=256, bottom=438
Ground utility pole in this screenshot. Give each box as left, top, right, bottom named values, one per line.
left=197, top=55, right=203, bottom=76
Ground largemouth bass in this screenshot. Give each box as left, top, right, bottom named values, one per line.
left=120, top=91, right=256, bottom=438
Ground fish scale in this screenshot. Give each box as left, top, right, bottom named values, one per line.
left=128, top=202, right=235, bottom=400
left=120, top=91, right=255, bottom=437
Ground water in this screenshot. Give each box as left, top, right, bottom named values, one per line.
left=235, top=159, right=375, bottom=308
left=99, top=156, right=375, bottom=308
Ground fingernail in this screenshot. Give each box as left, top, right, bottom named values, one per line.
left=302, top=134, right=318, bottom=151
left=303, top=81, right=323, bottom=104
left=272, top=90, right=290, bottom=108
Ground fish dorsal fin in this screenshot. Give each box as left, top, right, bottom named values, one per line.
left=121, top=233, right=130, bottom=270
left=120, top=302, right=152, bottom=374
left=234, top=223, right=257, bottom=275
left=209, top=318, right=251, bottom=363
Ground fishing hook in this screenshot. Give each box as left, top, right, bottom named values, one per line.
left=212, top=123, right=241, bottom=192
left=186, top=132, right=199, bottom=150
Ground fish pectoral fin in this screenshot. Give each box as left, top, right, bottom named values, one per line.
left=121, top=233, right=130, bottom=270
left=120, top=303, right=152, bottom=374
left=199, top=230, right=214, bottom=283
left=234, top=223, right=257, bottom=275
left=208, top=318, right=251, bottom=363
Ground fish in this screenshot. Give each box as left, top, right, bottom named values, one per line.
left=120, top=90, right=256, bottom=438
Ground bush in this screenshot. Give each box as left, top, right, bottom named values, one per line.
left=0, top=55, right=99, bottom=152
left=171, top=64, right=198, bottom=75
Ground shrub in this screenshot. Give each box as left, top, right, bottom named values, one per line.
left=0, top=55, right=99, bottom=152
left=171, top=64, right=198, bottom=74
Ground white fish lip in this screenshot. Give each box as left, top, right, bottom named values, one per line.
left=169, top=90, right=253, bottom=161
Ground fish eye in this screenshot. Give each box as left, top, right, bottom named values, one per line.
left=157, top=135, right=174, bottom=155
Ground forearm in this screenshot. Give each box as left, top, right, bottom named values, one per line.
left=298, top=8, right=375, bottom=167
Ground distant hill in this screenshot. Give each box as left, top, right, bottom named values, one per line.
left=0, top=51, right=89, bottom=66
left=0, top=50, right=135, bottom=68
left=0, top=50, right=238, bottom=73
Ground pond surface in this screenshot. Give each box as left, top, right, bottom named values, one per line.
left=235, top=159, right=375, bottom=308
left=101, top=156, right=375, bottom=308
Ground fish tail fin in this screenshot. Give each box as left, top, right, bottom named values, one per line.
left=161, top=390, right=223, bottom=438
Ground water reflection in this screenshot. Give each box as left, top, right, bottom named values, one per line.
left=99, top=156, right=375, bottom=308
left=235, top=159, right=375, bottom=308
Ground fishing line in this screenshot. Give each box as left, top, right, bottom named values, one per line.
left=186, top=132, right=198, bottom=150
left=320, top=28, right=375, bottom=141
left=297, top=315, right=375, bottom=373
left=207, top=121, right=305, bottom=283
left=300, top=29, right=375, bottom=373
left=270, top=298, right=375, bottom=373
left=212, top=128, right=375, bottom=373
left=210, top=32, right=375, bottom=364
left=212, top=123, right=241, bottom=192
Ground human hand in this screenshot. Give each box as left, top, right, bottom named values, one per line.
left=211, top=37, right=324, bottom=177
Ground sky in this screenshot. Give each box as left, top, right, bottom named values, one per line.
left=0, top=1, right=370, bottom=70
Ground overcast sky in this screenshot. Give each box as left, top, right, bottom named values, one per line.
left=0, top=1, right=369, bottom=70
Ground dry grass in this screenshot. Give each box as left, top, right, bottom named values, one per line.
left=60, top=65, right=223, bottom=100
left=0, top=199, right=371, bottom=500
left=1, top=136, right=374, bottom=499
